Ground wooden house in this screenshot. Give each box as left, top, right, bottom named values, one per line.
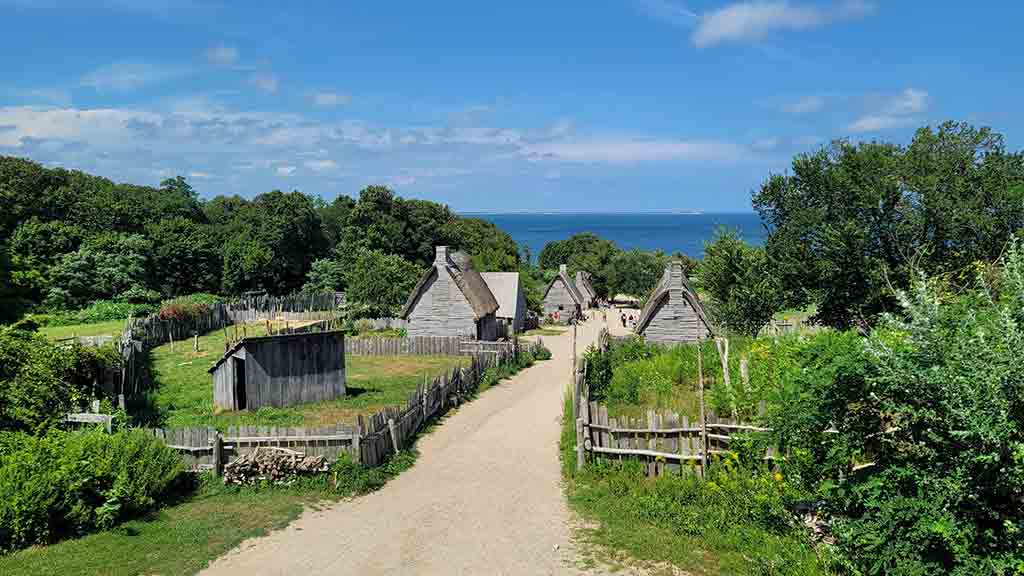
left=635, top=261, right=712, bottom=344
left=575, top=270, right=598, bottom=309
left=209, top=331, right=345, bottom=411
left=401, top=246, right=501, bottom=340
left=480, top=272, right=528, bottom=334
left=542, top=264, right=584, bottom=324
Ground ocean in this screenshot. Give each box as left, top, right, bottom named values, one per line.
left=467, top=213, right=766, bottom=260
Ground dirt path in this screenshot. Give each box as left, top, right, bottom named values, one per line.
left=203, top=317, right=611, bottom=575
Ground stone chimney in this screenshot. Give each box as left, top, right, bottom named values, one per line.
left=435, top=246, right=449, bottom=266
left=559, top=264, right=567, bottom=275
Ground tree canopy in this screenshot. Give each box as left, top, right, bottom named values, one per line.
left=754, top=121, right=1024, bottom=329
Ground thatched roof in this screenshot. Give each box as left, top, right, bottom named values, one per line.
left=635, top=261, right=712, bottom=335
left=401, top=247, right=499, bottom=320
left=543, top=265, right=584, bottom=306
left=575, top=271, right=597, bottom=302
left=480, top=272, right=522, bottom=320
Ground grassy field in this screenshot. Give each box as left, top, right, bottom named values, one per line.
left=144, top=321, right=463, bottom=428
left=38, top=319, right=126, bottom=340
left=0, top=453, right=416, bottom=576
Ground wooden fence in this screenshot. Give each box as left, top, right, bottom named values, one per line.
left=345, top=336, right=516, bottom=357
left=572, top=329, right=776, bottom=477
left=155, top=339, right=545, bottom=471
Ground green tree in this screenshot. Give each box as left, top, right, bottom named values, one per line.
left=700, top=229, right=781, bottom=337
left=302, top=258, right=347, bottom=293
left=445, top=217, right=520, bottom=272
left=604, top=249, right=667, bottom=298
left=343, top=249, right=422, bottom=318
left=538, top=232, right=619, bottom=297
left=146, top=217, right=222, bottom=296
left=45, top=233, right=155, bottom=309
left=754, top=121, right=1024, bottom=329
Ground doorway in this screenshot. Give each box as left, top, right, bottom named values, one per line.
left=233, top=357, right=247, bottom=410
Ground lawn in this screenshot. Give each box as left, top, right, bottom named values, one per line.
left=144, top=321, right=464, bottom=428
left=38, top=319, right=126, bottom=340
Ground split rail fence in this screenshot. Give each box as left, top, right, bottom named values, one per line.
left=345, top=336, right=516, bottom=358
left=572, top=329, right=777, bottom=477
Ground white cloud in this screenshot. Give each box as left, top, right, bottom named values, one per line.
left=249, top=72, right=279, bottom=93
left=276, top=165, right=295, bottom=176
left=784, top=95, right=825, bottom=114
left=692, top=1, right=875, bottom=47
left=81, top=61, right=186, bottom=91
left=188, top=171, right=212, bottom=179
left=846, top=88, right=929, bottom=133
left=312, top=91, right=350, bottom=107
left=304, top=159, right=338, bottom=172
left=521, top=138, right=748, bottom=164
left=632, top=0, right=699, bottom=28
left=206, top=44, right=238, bottom=66
left=23, top=88, right=71, bottom=107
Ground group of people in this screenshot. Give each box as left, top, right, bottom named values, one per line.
left=619, top=312, right=636, bottom=330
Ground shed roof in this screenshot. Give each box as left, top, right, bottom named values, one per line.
left=636, top=262, right=712, bottom=335
left=480, top=272, right=522, bottom=320
left=400, top=248, right=499, bottom=320
left=575, top=271, right=597, bottom=302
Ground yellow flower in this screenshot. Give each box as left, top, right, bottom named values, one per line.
left=773, top=472, right=783, bottom=482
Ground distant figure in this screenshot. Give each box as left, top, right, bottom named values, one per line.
left=620, top=313, right=627, bottom=328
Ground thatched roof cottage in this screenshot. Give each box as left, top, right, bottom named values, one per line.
left=542, top=264, right=584, bottom=324
left=480, top=272, right=528, bottom=334
left=636, top=261, right=712, bottom=344
left=575, top=270, right=597, bottom=308
left=401, top=246, right=500, bottom=340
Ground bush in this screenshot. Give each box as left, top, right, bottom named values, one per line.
left=766, top=243, right=1024, bottom=573
left=157, top=293, right=223, bottom=322
left=0, top=428, right=185, bottom=553
left=0, top=328, right=117, bottom=433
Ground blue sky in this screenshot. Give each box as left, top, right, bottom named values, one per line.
left=1, top=1, right=1021, bottom=212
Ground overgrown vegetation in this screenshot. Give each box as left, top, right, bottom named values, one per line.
left=0, top=428, right=185, bottom=553
left=0, top=449, right=418, bottom=574
left=0, top=328, right=120, bottom=433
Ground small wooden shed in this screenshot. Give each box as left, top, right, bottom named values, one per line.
left=635, top=261, right=712, bottom=344
left=542, top=264, right=584, bottom=324
left=480, top=272, right=528, bottom=334
left=401, top=246, right=501, bottom=340
left=209, top=331, right=345, bottom=411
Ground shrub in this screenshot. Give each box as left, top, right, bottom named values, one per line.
left=0, top=428, right=185, bottom=553
left=0, top=328, right=116, bottom=433
left=157, top=293, right=223, bottom=322
left=767, top=243, right=1024, bottom=573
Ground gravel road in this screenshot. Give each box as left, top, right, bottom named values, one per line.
left=203, top=316, right=614, bottom=575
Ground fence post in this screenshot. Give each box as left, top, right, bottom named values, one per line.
left=698, top=344, right=708, bottom=479
left=387, top=418, right=400, bottom=453
left=212, top=432, right=224, bottom=477
left=353, top=426, right=362, bottom=465
left=575, top=418, right=585, bottom=472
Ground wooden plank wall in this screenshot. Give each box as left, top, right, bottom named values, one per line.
left=345, top=336, right=516, bottom=357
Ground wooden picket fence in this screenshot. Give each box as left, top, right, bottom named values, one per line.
left=572, top=329, right=776, bottom=477
left=155, top=339, right=545, bottom=471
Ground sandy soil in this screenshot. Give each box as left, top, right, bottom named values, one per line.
left=202, top=316, right=624, bottom=575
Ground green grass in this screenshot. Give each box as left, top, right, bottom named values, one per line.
left=0, top=452, right=417, bottom=576
left=560, top=397, right=830, bottom=576
left=522, top=326, right=565, bottom=336
left=144, top=322, right=464, bottom=428
left=38, top=319, right=126, bottom=340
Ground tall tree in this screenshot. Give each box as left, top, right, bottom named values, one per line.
left=700, top=229, right=781, bottom=337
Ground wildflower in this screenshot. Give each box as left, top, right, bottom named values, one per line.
left=773, top=471, right=783, bottom=482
